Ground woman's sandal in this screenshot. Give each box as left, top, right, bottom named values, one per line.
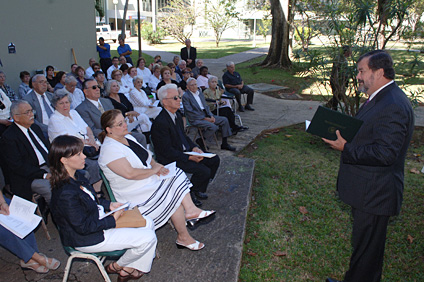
left=39, top=253, right=60, bottom=270
left=106, top=262, right=122, bottom=274
left=186, top=210, right=216, bottom=227
left=176, top=240, right=205, bottom=251
left=20, top=260, right=49, bottom=274
left=118, top=268, right=144, bottom=282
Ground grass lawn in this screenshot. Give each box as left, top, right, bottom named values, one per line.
left=154, top=40, right=270, bottom=59
left=239, top=124, right=424, bottom=281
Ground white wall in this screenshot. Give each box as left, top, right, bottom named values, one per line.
left=0, top=0, right=97, bottom=91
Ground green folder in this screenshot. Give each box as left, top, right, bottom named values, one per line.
left=306, top=106, right=363, bottom=142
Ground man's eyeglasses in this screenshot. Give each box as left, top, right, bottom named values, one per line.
left=164, top=95, right=182, bottom=101
left=16, top=109, right=36, bottom=116
left=90, top=85, right=100, bottom=90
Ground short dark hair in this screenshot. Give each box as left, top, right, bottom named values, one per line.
left=112, top=56, right=119, bottom=61
left=46, top=65, right=54, bottom=72
left=20, top=71, right=30, bottom=79
left=92, top=62, right=101, bottom=68
left=358, top=50, right=395, bottom=80
left=82, top=78, right=96, bottom=89
left=199, top=66, right=208, bottom=72
left=93, top=71, right=104, bottom=78
left=120, top=64, right=129, bottom=72
left=99, top=37, right=104, bottom=41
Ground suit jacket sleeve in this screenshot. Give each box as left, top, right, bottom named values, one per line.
left=76, top=102, right=102, bottom=137
left=182, top=91, right=207, bottom=123
left=342, top=101, right=411, bottom=166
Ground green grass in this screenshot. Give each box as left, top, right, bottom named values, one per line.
left=239, top=124, right=424, bottom=281
left=154, top=40, right=270, bottom=59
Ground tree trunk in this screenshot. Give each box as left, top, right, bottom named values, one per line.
left=260, top=0, right=291, bottom=68
left=121, top=0, right=130, bottom=39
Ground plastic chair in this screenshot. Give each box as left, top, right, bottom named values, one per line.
left=61, top=244, right=126, bottom=282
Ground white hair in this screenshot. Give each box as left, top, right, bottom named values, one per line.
left=226, top=61, right=235, bottom=67
left=157, top=84, right=178, bottom=102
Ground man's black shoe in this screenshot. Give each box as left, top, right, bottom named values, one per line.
left=190, top=192, right=203, bottom=207
left=245, top=104, right=255, bottom=111
left=326, top=278, right=342, bottom=282
left=194, top=191, right=208, bottom=199
left=238, top=106, right=245, bottom=112
left=195, top=138, right=207, bottom=152
left=221, top=143, right=236, bottom=151
left=238, top=126, right=249, bottom=132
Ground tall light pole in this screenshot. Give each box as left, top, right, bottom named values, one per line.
left=113, top=0, right=118, bottom=32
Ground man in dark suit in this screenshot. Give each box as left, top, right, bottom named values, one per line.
left=1, top=100, right=52, bottom=203
left=152, top=84, right=220, bottom=207
left=180, top=39, right=197, bottom=69
left=182, top=78, right=236, bottom=151
left=76, top=79, right=146, bottom=147
left=323, top=50, right=414, bottom=282
left=23, top=74, right=54, bottom=138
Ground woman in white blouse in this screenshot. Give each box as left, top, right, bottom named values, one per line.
left=48, top=90, right=103, bottom=194
left=129, top=76, right=161, bottom=119
left=0, top=89, right=12, bottom=136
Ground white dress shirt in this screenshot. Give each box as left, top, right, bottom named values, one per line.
left=16, top=122, right=48, bottom=165
left=35, top=91, right=54, bottom=125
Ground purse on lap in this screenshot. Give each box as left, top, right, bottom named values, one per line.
left=115, top=207, right=146, bottom=228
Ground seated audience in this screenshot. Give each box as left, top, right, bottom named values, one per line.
left=105, top=80, right=151, bottom=134
left=53, top=71, right=66, bottom=92
left=152, top=84, right=220, bottom=206
left=129, top=76, right=161, bottom=119
left=0, top=100, right=52, bottom=203
left=0, top=192, right=60, bottom=274
left=48, top=91, right=102, bottom=193
left=147, top=64, right=161, bottom=95
left=0, top=71, right=17, bottom=101
left=75, top=66, right=86, bottom=90
left=60, top=76, right=85, bottom=109
left=18, top=71, right=32, bottom=99
left=69, top=64, right=78, bottom=78
left=183, top=78, right=235, bottom=151
left=117, top=37, right=133, bottom=65
left=85, top=58, right=97, bottom=78
left=222, top=61, right=255, bottom=112
left=89, top=63, right=101, bottom=79
left=191, top=59, right=204, bottom=79
left=175, top=60, right=186, bottom=78
left=94, top=71, right=106, bottom=97
left=119, top=55, right=132, bottom=68
left=135, top=57, right=153, bottom=97
left=123, top=66, right=138, bottom=91
left=107, top=57, right=120, bottom=80
left=172, top=55, right=180, bottom=67
left=203, top=76, right=248, bottom=134
left=156, top=66, right=182, bottom=95
left=98, top=109, right=215, bottom=250
left=196, top=66, right=212, bottom=90
left=178, top=67, right=192, bottom=91
left=23, top=74, right=54, bottom=137
left=49, top=135, right=156, bottom=281
left=45, top=66, right=56, bottom=92
left=167, top=63, right=182, bottom=83
left=0, top=89, right=12, bottom=136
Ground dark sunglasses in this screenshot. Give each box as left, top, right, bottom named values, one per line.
left=90, top=85, right=100, bottom=90
left=164, top=95, right=182, bottom=100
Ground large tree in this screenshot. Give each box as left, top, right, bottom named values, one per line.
left=159, top=0, right=196, bottom=44
left=260, top=0, right=292, bottom=68
left=205, top=0, right=239, bottom=47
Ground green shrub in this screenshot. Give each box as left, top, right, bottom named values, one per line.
left=140, top=23, right=165, bottom=44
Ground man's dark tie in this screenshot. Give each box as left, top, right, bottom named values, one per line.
left=41, top=95, right=53, bottom=117
left=175, top=119, right=191, bottom=151
left=28, top=129, right=49, bottom=165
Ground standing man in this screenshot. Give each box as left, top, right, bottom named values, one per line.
left=152, top=84, right=220, bottom=207
left=23, top=74, right=54, bottom=137
left=97, top=37, right=112, bottom=74
left=117, top=37, right=133, bottom=65
left=323, top=50, right=414, bottom=282
left=180, top=39, right=197, bottom=69
left=222, top=61, right=254, bottom=112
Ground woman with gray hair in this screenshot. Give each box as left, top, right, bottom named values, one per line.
left=129, top=76, right=161, bottom=119
left=48, top=90, right=103, bottom=194
left=0, top=71, right=17, bottom=101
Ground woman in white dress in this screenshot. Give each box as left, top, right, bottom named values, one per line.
left=98, top=109, right=216, bottom=251
left=48, top=90, right=103, bottom=194
left=129, top=76, right=161, bottom=119
left=147, top=64, right=161, bottom=95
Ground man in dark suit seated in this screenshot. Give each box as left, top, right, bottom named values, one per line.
left=23, top=74, right=54, bottom=138
left=151, top=84, right=220, bottom=207
left=323, top=50, right=414, bottom=282
left=0, top=100, right=52, bottom=203
left=76, top=79, right=146, bottom=147
left=222, top=61, right=254, bottom=112
left=182, top=78, right=236, bottom=152
left=180, top=39, right=197, bottom=69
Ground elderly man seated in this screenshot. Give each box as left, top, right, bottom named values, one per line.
left=58, top=75, right=85, bottom=109
left=152, top=84, right=220, bottom=206
left=182, top=78, right=235, bottom=151
left=222, top=61, right=255, bottom=112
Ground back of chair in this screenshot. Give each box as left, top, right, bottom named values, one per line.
left=100, top=169, right=116, bottom=202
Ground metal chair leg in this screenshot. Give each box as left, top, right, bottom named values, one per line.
left=32, top=195, right=51, bottom=240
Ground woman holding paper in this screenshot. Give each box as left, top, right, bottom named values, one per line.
left=98, top=109, right=215, bottom=251
left=0, top=193, right=60, bottom=274
left=49, top=135, right=157, bottom=281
